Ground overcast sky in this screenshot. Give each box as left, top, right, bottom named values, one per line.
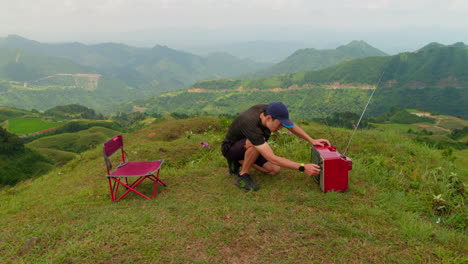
left=2, top=0, right=467, bottom=52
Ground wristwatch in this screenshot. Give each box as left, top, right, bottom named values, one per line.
left=298, top=163, right=305, bottom=172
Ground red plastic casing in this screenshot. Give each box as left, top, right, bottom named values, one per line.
left=311, top=145, right=352, bottom=192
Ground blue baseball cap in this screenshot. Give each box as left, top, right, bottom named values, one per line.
left=265, top=102, right=295, bottom=128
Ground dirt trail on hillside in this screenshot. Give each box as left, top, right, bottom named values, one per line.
left=188, top=83, right=375, bottom=93
left=416, top=123, right=451, bottom=133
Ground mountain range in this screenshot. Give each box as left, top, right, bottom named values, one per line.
left=0, top=35, right=275, bottom=112
left=191, top=42, right=468, bottom=90
left=121, top=42, right=467, bottom=119
left=0, top=35, right=391, bottom=113
left=0, top=35, right=466, bottom=118
left=0, top=35, right=271, bottom=89
left=246, top=40, right=387, bottom=78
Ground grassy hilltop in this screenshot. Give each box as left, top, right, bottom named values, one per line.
left=0, top=117, right=466, bottom=263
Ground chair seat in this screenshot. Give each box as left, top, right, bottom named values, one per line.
left=110, top=160, right=163, bottom=177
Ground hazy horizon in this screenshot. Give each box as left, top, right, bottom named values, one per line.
left=2, top=0, right=467, bottom=57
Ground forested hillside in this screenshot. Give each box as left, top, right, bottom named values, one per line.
left=121, top=87, right=467, bottom=119
left=293, top=42, right=468, bottom=88
left=194, top=42, right=467, bottom=90
left=0, top=35, right=273, bottom=112
left=0, top=47, right=93, bottom=82
left=249, top=40, right=387, bottom=78
left=0, top=37, right=466, bottom=119
left=123, top=42, right=467, bottom=118
left=0, top=75, right=142, bottom=113
left=0, top=45, right=148, bottom=112
left=0, top=106, right=33, bottom=122
left=43, top=104, right=104, bottom=120
left=0, top=35, right=270, bottom=90
left=0, top=126, right=54, bottom=186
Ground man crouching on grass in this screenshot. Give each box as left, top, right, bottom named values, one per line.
left=221, top=102, right=330, bottom=191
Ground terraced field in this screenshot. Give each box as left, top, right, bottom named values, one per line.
left=6, top=118, right=64, bottom=134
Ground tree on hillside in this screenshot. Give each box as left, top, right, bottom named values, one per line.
left=44, top=104, right=104, bottom=120
left=314, top=112, right=371, bottom=129
left=450, top=126, right=468, bottom=140
left=3, top=62, right=42, bottom=82
left=0, top=81, right=10, bottom=92
left=0, top=127, right=54, bottom=186
left=370, top=107, right=435, bottom=124
left=112, top=111, right=147, bottom=127
left=0, top=127, right=24, bottom=154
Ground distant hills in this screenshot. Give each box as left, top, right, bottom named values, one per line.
left=0, top=46, right=97, bottom=81
left=122, top=42, right=467, bottom=118
left=0, top=36, right=466, bottom=118
left=185, top=40, right=313, bottom=63
left=0, top=35, right=271, bottom=89
left=192, top=42, right=468, bottom=90
left=0, top=35, right=274, bottom=112
left=0, top=36, right=383, bottom=113
left=248, top=40, right=388, bottom=78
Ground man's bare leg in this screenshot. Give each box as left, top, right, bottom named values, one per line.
left=239, top=139, right=260, bottom=175
left=257, top=162, right=281, bottom=175
left=239, top=140, right=281, bottom=175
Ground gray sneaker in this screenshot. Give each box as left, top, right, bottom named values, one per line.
left=235, top=173, right=260, bottom=191
left=227, top=159, right=240, bottom=175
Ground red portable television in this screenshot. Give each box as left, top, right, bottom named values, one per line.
left=311, top=144, right=352, bottom=192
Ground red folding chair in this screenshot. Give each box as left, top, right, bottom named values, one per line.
left=103, top=135, right=166, bottom=201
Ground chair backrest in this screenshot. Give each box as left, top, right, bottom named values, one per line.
left=103, top=135, right=124, bottom=173
left=104, top=135, right=123, bottom=157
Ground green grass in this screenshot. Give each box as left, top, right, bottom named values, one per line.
left=372, top=122, right=416, bottom=133
left=373, top=120, right=464, bottom=136
left=436, top=116, right=468, bottom=130
left=0, top=106, right=36, bottom=123
left=31, top=148, right=77, bottom=167
left=26, top=126, right=119, bottom=156
left=454, top=149, right=468, bottom=169
left=7, top=118, right=64, bottom=134
left=0, top=117, right=466, bottom=263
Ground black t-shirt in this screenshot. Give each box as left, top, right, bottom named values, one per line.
left=223, top=104, right=271, bottom=146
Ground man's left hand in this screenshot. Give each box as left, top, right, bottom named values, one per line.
left=311, top=139, right=331, bottom=146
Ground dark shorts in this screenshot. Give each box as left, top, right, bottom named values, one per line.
left=222, top=138, right=268, bottom=167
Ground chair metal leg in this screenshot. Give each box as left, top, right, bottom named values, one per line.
left=109, top=177, right=153, bottom=201
left=107, top=169, right=166, bottom=201
left=108, top=178, right=115, bottom=201
left=148, top=175, right=165, bottom=199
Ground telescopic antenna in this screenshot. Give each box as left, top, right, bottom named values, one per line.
left=343, top=69, right=386, bottom=156
left=319, top=88, right=339, bottom=146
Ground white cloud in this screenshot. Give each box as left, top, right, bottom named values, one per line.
left=0, top=0, right=466, bottom=44
left=448, top=0, right=468, bottom=10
